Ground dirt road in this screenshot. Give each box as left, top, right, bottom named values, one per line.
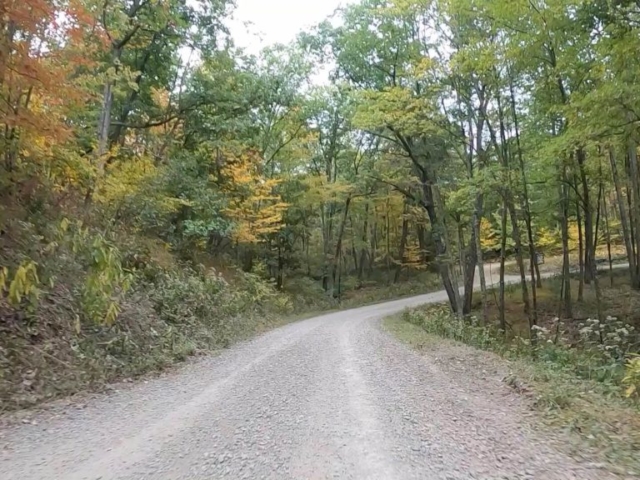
left=0, top=275, right=615, bottom=479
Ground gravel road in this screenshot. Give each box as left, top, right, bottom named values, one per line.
left=0, top=275, right=618, bottom=480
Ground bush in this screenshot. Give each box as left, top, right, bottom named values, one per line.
left=623, top=355, right=640, bottom=398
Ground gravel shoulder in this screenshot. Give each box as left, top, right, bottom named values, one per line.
left=0, top=285, right=621, bottom=480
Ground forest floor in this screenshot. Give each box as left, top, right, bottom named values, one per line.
left=484, top=260, right=639, bottom=337
left=1, top=276, right=634, bottom=479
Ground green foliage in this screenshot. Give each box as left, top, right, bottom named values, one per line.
left=403, top=306, right=507, bottom=353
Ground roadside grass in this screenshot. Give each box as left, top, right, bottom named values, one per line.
left=383, top=314, right=640, bottom=475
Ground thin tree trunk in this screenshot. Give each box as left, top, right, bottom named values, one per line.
left=576, top=190, right=585, bottom=302
left=534, top=256, right=542, bottom=288
left=609, top=148, right=638, bottom=287
left=358, top=203, right=369, bottom=281
left=394, top=204, right=409, bottom=283
left=499, top=201, right=508, bottom=334
left=486, top=92, right=531, bottom=324
left=385, top=197, right=391, bottom=283
left=276, top=243, right=284, bottom=289
left=331, top=196, right=352, bottom=295
left=472, top=194, right=488, bottom=323
left=577, top=148, right=595, bottom=285
left=369, top=216, right=377, bottom=277
left=507, top=200, right=532, bottom=319
left=509, top=75, right=541, bottom=311
left=457, top=222, right=467, bottom=287
left=603, top=191, right=614, bottom=287
left=417, top=224, right=429, bottom=265
left=627, top=142, right=640, bottom=282
left=420, top=174, right=461, bottom=315
left=349, top=215, right=358, bottom=274
left=560, top=163, right=573, bottom=318
left=462, top=225, right=478, bottom=315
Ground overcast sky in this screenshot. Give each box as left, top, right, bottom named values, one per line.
left=228, top=0, right=354, bottom=53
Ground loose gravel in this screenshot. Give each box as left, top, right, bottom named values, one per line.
left=0, top=288, right=618, bottom=479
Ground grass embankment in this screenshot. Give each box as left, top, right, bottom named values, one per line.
left=385, top=267, right=640, bottom=476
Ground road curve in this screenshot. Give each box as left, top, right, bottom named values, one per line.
left=0, top=281, right=614, bottom=480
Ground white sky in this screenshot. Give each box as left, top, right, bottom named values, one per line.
left=228, top=0, right=354, bottom=53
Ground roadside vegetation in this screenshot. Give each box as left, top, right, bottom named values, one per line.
left=3, top=0, right=640, bottom=426
left=386, top=266, right=640, bottom=474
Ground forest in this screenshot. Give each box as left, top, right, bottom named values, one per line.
left=1, top=0, right=640, bottom=410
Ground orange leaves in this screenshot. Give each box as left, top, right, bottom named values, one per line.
left=1, top=0, right=93, bottom=151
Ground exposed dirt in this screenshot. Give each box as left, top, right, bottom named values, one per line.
left=0, top=285, right=620, bottom=480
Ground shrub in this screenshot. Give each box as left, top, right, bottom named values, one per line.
left=623, top=355, right=640, bottom=398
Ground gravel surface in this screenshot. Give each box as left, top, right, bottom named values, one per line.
left=0, top=285, right=618, bottom=480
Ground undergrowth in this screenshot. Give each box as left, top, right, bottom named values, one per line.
left=0, top=213, right=439, bottom=411
left=0, top=216, right=299, bottom=410
left=397, top=306, right=640, bottom=473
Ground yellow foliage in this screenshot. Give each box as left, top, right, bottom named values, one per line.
left=568, top=221, right=580, bottom=251
left=403, top=243, right=426, bottom=270
left=150, top=87, right=171, bottom=109
left=623, top=355, right=640, bottom=398
left=300, top=175, right=353, bottom=206
left=535, top=227, right=560, bottom=252
left=94, top=156, right=183, bottom=218
left=0, top=267, right=8, bottom=295
left=221, top=149, right=288, bottom=244
left=479, top=217, right=499, bottom=251
left=95, top=156, right=157, bottom=205
left=1, top=261, right=40, bottom=307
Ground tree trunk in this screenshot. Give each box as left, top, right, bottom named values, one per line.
left=276, top=243, right=284, bottom=289
left=499, top=202, right=508, bottom=334
left=609, top=147, right=637, bottom=287
left=369, top=216, right=377, bottom=277
left=603, top=190, right=614, bottom=287
left=457, top=222, right=466, bottom=285
left=394, top=204, right=409, bottom=283
left=385, top=197, right=391, bottom=283
left=509, top=75, right=540, bottom=316
left=577, top=148, right=595, bottom=285
left=331, top=196, right=352, bottom=296
left=576, top=191, right=585, bottom=302
left=487, top=88, right=531, bottom=325
left=97, top=82, right=114, bottom=160
left=627, top=142, right=640, bottom=283
left=507, top=198, right=532, bottom=325
left=419, top=174, right=461, bottom=315
left=471, top=192, right=488, bottom=322
left=358, top=203, right=369, bottom=281
left=560, top=164, right=573, bottom=318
